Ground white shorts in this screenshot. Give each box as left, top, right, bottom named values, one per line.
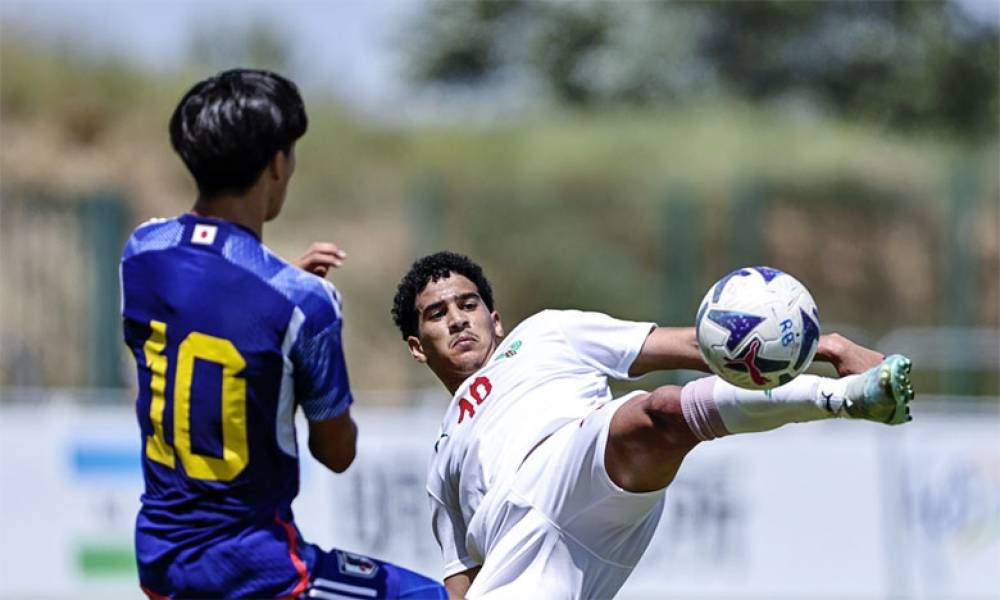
left=466, top=393, right=666, bottom=600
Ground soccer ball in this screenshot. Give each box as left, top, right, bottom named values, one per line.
left=695, top=266, right=820, bottom=390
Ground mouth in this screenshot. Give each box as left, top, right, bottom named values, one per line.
left=451, top=334, right=478, bottom=349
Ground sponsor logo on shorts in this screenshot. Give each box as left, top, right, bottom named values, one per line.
left=337, top=551, right=379, bottom=579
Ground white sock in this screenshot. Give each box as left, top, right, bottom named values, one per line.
left=680, top=374, right=854, bottom=441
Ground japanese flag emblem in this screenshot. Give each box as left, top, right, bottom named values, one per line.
left=192, top=224, right=217, bottom=245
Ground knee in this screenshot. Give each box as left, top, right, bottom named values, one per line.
left=644, top=386, right=700, bottom=451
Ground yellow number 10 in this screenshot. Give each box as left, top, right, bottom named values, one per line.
left=143, top=320, right=249, bottom=482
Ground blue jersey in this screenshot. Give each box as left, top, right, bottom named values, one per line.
left=121, top=214, right=353, bottom=598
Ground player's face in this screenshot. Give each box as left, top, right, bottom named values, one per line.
left=408, top=273, right=503, bottom=391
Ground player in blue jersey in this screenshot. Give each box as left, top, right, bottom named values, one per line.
left=121, top=69, right=449, bottom=600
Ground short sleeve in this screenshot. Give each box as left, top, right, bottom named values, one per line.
left=290, top=309, right=354, bottom=422
left=552, top=310, right=655, bottom=379
left=427, top=479, right=479, bottom=577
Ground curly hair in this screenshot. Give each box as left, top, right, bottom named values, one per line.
left=391, top=251, right=495, bottom=340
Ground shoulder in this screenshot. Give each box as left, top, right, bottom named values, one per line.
left=499, top=310, right=604, bottom=347
left=266, top=258, right=344, bottom=334
left=527, top=310, right=654, bottom=352
left=514, top=309, right=612, bottom=333
left=122, top=217, right=184, bottom=260
left=213, top=234, right=342, bottom=331
left=506, top=309, right=568, bottom=335
left=524, top=308, right=611, bottom=323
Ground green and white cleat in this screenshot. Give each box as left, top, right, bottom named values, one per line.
left=843, top=354, right=914, bottom=425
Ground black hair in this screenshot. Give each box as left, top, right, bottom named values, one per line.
left=392, top=251, right=495, bottom=340
left=169, top=68, right=308, bottom=196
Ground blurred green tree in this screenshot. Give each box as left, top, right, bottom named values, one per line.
left=404, top=0, right=998, bottom=140
left=187, top=20, right=292, bottom=74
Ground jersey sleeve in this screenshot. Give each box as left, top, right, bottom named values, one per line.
left=427, top=473, right=479, bottom=577
left=289, top=285, right=354, bottom=421
left=552, top=310, right=656, bottom=379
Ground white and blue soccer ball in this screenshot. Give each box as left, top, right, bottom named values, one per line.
left=695, top=267, right=820, bottom=390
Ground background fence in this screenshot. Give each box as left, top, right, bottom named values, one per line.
left=0, top=191, right=128, bottom=388
left=1, top=174, right=996, bottom=397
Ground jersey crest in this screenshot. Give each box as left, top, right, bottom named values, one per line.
left=493, top=339, right=523, bottom=361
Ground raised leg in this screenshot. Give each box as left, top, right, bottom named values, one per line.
left=604, top=355, right=914, bottom=494
left=605, top=386, right=700, bottom=493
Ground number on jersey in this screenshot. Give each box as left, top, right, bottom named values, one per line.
left=144, top=321, right=249, bottom=482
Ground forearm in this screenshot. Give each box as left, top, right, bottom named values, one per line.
left=308, top=411, right=358, bottom=473
left=814, top=333, right=884, bottom=376
left=630, top=329, right=881, bottom=380
left=629, top=327, right=710, bottom=377
left=815, top=333, right=847, bottom=364
left=445, top=566, right=479, bottom=598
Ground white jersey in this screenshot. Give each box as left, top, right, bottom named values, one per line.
left=426, top=309, right=655, bottom=586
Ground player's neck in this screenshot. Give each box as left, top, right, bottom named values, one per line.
left=191, top=190, right=269, bottom=240
left=442, top=374, right=464, bottom=396
left=439, top=346, right=497, bottom=396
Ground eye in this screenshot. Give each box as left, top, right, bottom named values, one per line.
left=462, top=299, right=479, bottom=310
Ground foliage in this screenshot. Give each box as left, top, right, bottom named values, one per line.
left=1, top=34, right=996, bottom=393
left=404, top=0, right=999, bottom=141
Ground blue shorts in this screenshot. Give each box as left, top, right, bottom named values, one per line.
left=137, top=515, right=446, bottom=599
left=298, top=546, right=448, bottom=600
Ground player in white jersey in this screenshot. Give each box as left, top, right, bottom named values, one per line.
left=391, top=251, right=913, bottom=599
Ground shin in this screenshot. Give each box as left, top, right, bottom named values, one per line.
left=680, top=375, right=849, bottom=440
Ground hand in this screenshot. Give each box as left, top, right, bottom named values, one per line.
left=293, top=242, right=346, bottom=278
left=817, top=333, right=884, bottom=377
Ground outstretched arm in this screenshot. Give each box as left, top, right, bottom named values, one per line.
left=628, top=327, right=884, bottom=378
left=628, top=327, right=707, bottom=377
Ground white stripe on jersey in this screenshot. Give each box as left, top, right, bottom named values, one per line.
left=276, top=307, right=306, bottom=457
left=307, top=589, right=370, bottom=600
left=118, top=263, right=125, bottom=315
left=312, top=577, right=378, bottom=597
left=319, top=279, right=343, bottom=319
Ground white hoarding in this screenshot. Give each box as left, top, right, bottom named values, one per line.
left=1, top=403, right=997, bottom=599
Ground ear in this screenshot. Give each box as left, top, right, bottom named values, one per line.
left=266, top=149, right=293, bottom=181
left=491, top=310, right=504, bottom=338
left=407, top=336, right=428, bottom=363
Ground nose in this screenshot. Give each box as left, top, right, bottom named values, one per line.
left=446, top=306, right=469, bottom=333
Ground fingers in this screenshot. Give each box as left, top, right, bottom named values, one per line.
left=308, top=249, right=346, bottom=268
left=294, top=242, right=348, bottom=277
left=305, top=242, right=347, bottom=265
left=307, top=242, right=347, bottom=259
